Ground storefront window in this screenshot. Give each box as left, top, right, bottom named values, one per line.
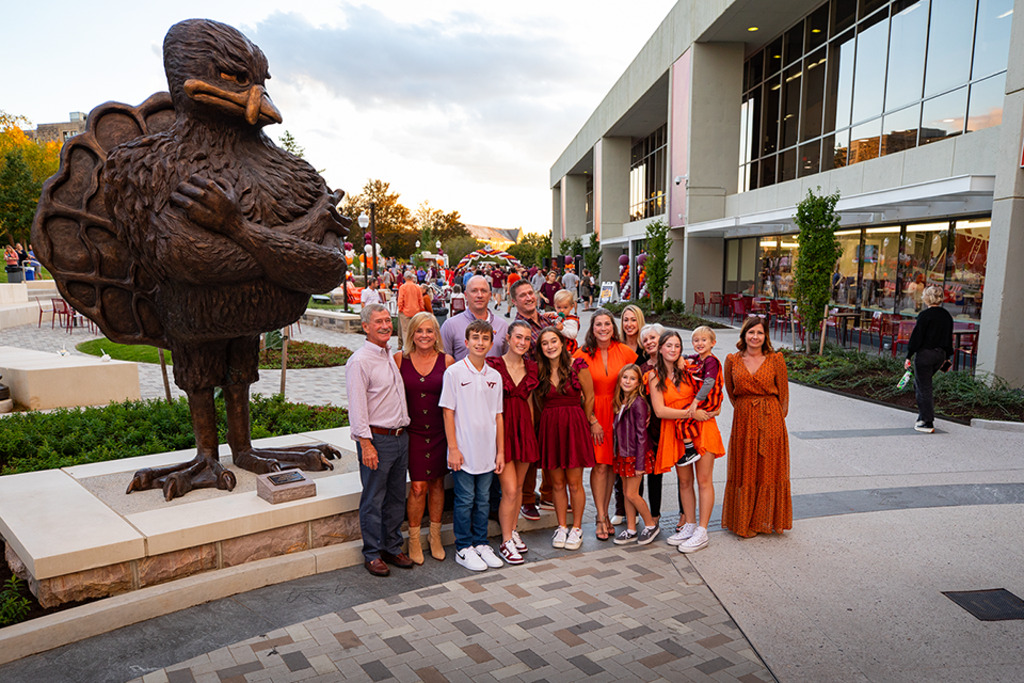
left=834, top=230, right=862, bottom=305
left=899, top=222, right=949, bottom=314
left=861, top=226, right=901, bottom=310
left=948, top=219, right=989, bottom=319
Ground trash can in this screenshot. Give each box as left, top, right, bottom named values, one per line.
left=5, top=265, right=23, bottom=283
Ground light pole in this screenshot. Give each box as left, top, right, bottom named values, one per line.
left=357, top=211, right=370, bottom=287
left=369, top=201, right=378, bottom=281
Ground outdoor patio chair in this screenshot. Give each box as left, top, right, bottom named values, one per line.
left=729, top=297, right=748, bottom=324
left=37, top=298, right=54, bottom=328
left=858, top=312, right=882, bottom=351
left=692, top=291, right=707, bottom=315
left=892, top=320, right=916, bottom=357
left=709, top=291, right=723, bottom=316
left=51, top=298, right=72, bottom=332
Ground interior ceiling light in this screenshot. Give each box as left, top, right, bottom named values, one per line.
left=748, top=26, right=759, bottom=31
left=811, top=28, right=822, bottom=33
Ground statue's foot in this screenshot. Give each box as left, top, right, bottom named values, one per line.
left=233, top=443, right=340, bottom=474
left=126, top=453, right=236, bottom=501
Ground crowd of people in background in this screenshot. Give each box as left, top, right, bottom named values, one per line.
left=347, top=267, right=793, bottom=576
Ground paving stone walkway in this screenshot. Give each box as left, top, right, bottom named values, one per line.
left=133, top=544, right=772, bottom=683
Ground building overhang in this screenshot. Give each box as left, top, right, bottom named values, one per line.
left=685, top=175, right=995, bottom=238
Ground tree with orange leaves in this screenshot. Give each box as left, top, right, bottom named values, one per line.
left=1, top=110, right=61, bottom=245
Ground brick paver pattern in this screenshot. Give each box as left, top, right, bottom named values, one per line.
left=133, top=545, right=773, bottom=683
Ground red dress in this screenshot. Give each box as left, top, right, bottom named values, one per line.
left=486, top=356, right=540, bottom=464
left=399, top=353, right=447, bottom=481
left=536, top=357, right=596, bottom=470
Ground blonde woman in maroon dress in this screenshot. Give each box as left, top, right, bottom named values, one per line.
left=534, top=327, right=597, bottom=551
left=487, top=321, right=540, bottom=564
left=394, top=311, right=455, bottom=563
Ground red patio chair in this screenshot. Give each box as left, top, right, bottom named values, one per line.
left=692, top=291, right=707, bottom=315
left=892, top=320, right=915, bottom=357
left=709, top=291, right=723, bottom=316
left=729, top=297, right=748, bottom=324
left=37, top=298, right=55, bottom=328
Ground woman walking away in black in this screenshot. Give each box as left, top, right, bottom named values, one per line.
left=904, top=285, right=954, bottom=434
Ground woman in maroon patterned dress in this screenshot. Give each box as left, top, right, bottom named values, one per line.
left=394, top=311, right=454, bottom=564
left=487, top=320, right=540, bottom=564
left=533, top=327, right=597, bottom=552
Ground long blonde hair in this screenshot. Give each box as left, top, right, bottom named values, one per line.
left=621, top=304, right=646, bottom=346
left=403, top=311, right=443, bottom=355
left=612, top=364, right=644, bottom=414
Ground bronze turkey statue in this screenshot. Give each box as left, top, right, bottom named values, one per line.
left=32, top=19, right=350, bottom=500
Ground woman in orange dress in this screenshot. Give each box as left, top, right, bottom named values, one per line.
left=574, top=309, right=636, bottom=540
left=721, top=316, right=792, bottom=537
left=647, top=331, right=724, bottom=551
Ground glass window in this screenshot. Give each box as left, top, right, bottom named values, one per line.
left=849, top=117, right=882, bottom=163
left=924, top=0, right=976, bottom=97
left=824, top=31, right=856, bottom=133
left=747, top=50, right=765, bottom=92
left=780, top=147, right=798, bottom=182
left=801, top=49, right=827, bottom=141
left=766, top=37, right=785, bottom=76
left=822, top=129, right=850, bottom=171
left=762, top=77, right=782, bottom=157
left=900, top=222, right=950, bottom=314
left=885, top=0, right=928, bottom=111
left=748, top=160, right=760, bottom=190
left=967, top=72, right=1005, bottom=133
left=852, top=11, right=889, bottom=124
left=782, top=63, right=803, bottom=149
left=973, top=0, right=1013, bottom=79
left=760, top=155, right=777, bottom=187
left=920, top=87, right=968, bottom=145
left=629, top=125, right=667, bottom=221
left=833, top=0, right=858, bottom=35
left=881, top=104, right=920, bottom=155
left=806, top=4, right=830, bottom=51
left=861, top=226, right=902, bottom=311
left=776, top=236, right=799, bottom=299
left=860, top=0, right=889, bottom=17
left=758, top=237, right=780, bottom=296
left=799, top=139, right=822, bottom=176
left=949, top=218, right=989, bottom=320
left=784, top=23, right=805, bottom=66
left=834, top=229, right=864, bottom=306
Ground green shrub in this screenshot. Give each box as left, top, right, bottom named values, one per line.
left=0, top=395, right=349, bottom=475
left=0, top=576, right=30, bottom=627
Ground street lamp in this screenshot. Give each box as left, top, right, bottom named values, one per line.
left=369, top=201, right=378, bottom=281
left=357, top=211, right=370, bottom=287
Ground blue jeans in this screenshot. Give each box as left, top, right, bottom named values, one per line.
left=452, top=469, right=493, bottom=551
left=357, top=433, right=409, bottom=562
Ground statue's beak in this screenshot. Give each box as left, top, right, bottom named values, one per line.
left=184, top=79, right=283, bottom=126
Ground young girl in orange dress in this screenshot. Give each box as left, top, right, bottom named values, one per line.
left=647, top=330, right=724, bottom=554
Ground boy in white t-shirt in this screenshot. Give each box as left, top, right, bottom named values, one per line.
left=440, top=319, right=505, bottom=572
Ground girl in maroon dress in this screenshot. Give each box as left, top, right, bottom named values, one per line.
left=533, top=327, right=597, bottom=551
left=486, top=321, right=540, bottom=564
left=394, top=311, right=455, bottom=563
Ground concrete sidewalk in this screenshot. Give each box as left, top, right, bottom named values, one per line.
left=2, top=307, right=1023, bottom=682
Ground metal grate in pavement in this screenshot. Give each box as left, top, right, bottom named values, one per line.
left=942, top=588, right=1024, bottom=621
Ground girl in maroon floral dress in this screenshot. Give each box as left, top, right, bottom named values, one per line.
left=487, top=321, right=540, bottom=564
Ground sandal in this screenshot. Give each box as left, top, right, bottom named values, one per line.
left=596, top=517, right=610, bottom=541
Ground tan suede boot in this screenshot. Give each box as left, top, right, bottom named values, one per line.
left=429, top=522, right=446, bottom=561
left=407, top=527, right=424, bottom=565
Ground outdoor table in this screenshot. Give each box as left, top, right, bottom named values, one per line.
left=832, top=310, right=861, bottom=347
left=952, top=325, right=978, bottom=371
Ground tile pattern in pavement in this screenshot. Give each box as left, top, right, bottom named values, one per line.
left=132, top=545, right=773, bottom=683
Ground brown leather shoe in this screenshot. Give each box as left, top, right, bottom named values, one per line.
left=364, top=558, right=390, bottom=576
left=381, top=551, right=414, bottom=569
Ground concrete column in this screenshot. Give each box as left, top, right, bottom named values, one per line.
left=594, top=137, right=631, bottom=281
left=977, top=0, right=1024, bottom=386
left=551, top=183, right=562, bottom=246
left=681, top=42, right=744, bottom=308
left=561, top=175, right=588, bottom=244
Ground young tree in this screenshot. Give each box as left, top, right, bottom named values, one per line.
left=0, top=149, right=41, bottom=246
left=793, top=188, right=844, bottom=353
left=644, top=220, right=673, bottom=312
left=340, top=179, right=416, bottom=260
left=585, top=233, right=601, bottom=281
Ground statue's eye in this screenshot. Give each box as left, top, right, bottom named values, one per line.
left=220, top=71, right=250, bottom=87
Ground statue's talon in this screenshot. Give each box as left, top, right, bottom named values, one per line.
left=163, top=471, right=194, bottom=501
left=126, top=469, right=154, bottom=494
left=217, top=468, right=237, bottom=491
left=318, top=444, right=341, bottom=461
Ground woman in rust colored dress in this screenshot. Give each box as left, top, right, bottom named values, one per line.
left=575, top=309, right=637, bottom=540
left=722, top=316, right=792, bottom=537
left=487, top=321, right=540, bottom=564
left=535, top=327, right=597, bottom=552
left=394, top=311, right=455, bottom=563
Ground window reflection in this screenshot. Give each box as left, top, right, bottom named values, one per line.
left=920, top=87, right=967, bottom=144
left=849, top=118, right=882, bottom=163
left=885, top=0, right=927, bottom=111
left=972, top=0, right=1013, bottom=79
left=801, top=49, right=827, bottom=140
left=967, top=73, right=1005, bottom=132
left=881, top=104, right=920, bottom=155
left=861, top=227, right=901, bottom=311
left=924, top=0, right=975, bottom=97
left=900, top=222, right=949, bottom=314
left=949, top=219, right=988, bottom=318
left=824, top=31, right=856, bottom=133
left=852, top=11, right=888, bottom=123
left=799, top=139, right=822, bottom=176
left=834, top=230, right=862, bottom=305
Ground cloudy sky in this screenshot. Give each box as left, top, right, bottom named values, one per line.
left=2, top=1, right=677, bottom=234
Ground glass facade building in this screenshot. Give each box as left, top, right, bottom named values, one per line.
left=739, top=0, right=1012, bottom=191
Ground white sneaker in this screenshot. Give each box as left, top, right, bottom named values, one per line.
left=552, top=526, right=568, bottom=549
left=475, top=544, right=504, bottom=568
left=610, top=515, right=625, bottom=525
left=511, top=529, right=528, bottom=553
left=456, top=546, right=488, bottom=571
left=499, top=539, right=524, bottom=565
left=564, top=527, right=583, bottom=550
left=667, top=523, right=698, bottom=546
left=678, top=526, right=709, bottom=554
